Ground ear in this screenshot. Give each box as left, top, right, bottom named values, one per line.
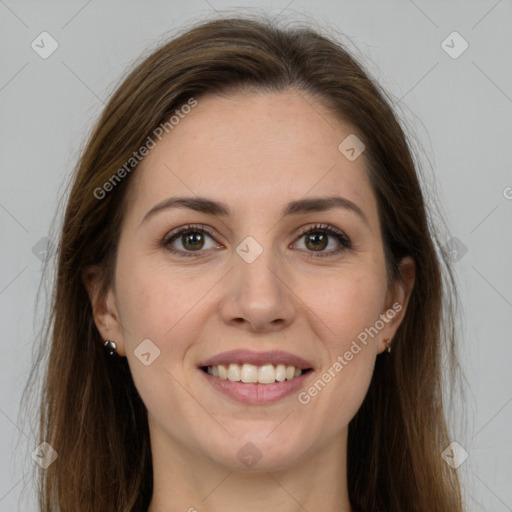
left=377, top=255, right=415, bottom=354
left=82, top=266, right=126, bottom=357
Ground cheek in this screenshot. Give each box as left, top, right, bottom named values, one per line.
left=114, top=265, right=203, bottom=412
left=302, top=268, right=386, bottom=347
left=295, top=268, right=384, bottom=412
left=303, top=265, right=386, bottom=410
left=116, top=257, right=210, bottom=343
left=300, top=275, right=381, bottom=439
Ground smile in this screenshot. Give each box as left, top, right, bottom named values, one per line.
left=202, top=363, right=313, bottom=384
left=200, top=365, right=314, bottom=405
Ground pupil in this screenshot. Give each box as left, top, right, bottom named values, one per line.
left=184, top=232, right=203, bottom=250
left=307, top=233, right=327, bottom=251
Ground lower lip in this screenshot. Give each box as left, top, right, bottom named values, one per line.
left=199, top=368, right=313, bottom=405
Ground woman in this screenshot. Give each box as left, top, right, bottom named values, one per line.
left=24, top=14, right=465, bottom=512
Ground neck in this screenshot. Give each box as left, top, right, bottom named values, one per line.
left=146, top=415, right=354, bottom=512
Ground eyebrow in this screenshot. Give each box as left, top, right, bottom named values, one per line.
left=140, top=195, right=370, bottom=228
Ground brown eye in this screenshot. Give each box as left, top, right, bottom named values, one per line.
left=163, top=224, right=220, bottom=257
left=293, top=224, right=352, bottom=258
left=304, top=232, right=328, bottom=251
left=180, top=231, right=205, bottom=251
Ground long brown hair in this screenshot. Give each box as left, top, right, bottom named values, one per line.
left=21, top=13, right=466, bottom=512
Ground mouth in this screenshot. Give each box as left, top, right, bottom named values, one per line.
left=200, top=363, right=313, bottom=384
left=197, top=349, right=315, bottom=404
left=198, top=362, right=314, bottom=405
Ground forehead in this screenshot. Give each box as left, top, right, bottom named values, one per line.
left=128, top=90, right=379, bottom=229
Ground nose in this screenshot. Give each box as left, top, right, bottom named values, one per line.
left=219, top=245, right=297, bottom=333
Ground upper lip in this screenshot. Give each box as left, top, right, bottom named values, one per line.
left=198, top=349, right=314, bottom=370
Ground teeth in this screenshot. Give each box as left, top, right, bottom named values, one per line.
left=275, top=364, right=287, bottom=382
left=227, top=363, right=241, bottom=382
left=258, top=364, right=275, bottom=384
left=218, top=364, right=228, bottom=379
left=241, top=363, right=258, bottom=383
left=205, top=363, right=305, bottom=384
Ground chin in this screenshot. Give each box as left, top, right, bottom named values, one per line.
left=200, top=429, right=310, bottom=472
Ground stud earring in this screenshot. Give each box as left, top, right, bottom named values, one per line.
left=103, top=340, right=117, bottom=356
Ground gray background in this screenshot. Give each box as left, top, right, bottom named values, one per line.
left=1, top=0, right=511, bottom=510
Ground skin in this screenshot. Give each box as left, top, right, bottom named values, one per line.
left=84, top=90, right=415, bottom=512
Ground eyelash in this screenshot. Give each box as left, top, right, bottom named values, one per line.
left=161, top=223, right=352, bottom=259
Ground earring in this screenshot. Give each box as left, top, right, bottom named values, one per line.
left=384, top=338, right=392, bottom=353
left=104, top=340, right=117, bottom=356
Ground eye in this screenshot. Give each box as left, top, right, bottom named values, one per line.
left=162, top=224, right=220, bottom=257
left=292, top=223, right=352, bottom=258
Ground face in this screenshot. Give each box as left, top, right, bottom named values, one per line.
left=88, top=90, right=413, bottom=472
